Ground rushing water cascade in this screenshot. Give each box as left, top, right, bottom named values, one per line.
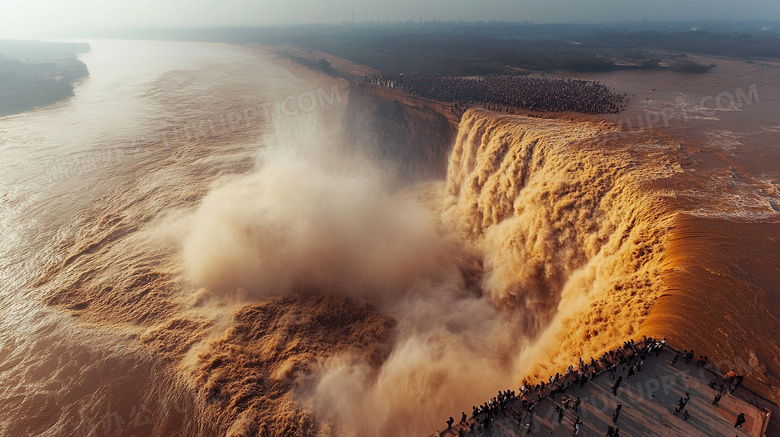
left=172, top=109, right=679, bottom=436
left=1, top=40, right=779, bottom=437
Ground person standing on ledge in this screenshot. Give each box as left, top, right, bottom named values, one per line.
left=572, top=417, right=582, bottom=436
left=734, top=412, right=746, bottom=428
left=734, top=375, right=745, bottom=393
left=611, top=376, right=622, bottom=396
left=612, top=403, right=623, bottom=423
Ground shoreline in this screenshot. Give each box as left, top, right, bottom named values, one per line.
left=0, top=43, right=90, bottom=117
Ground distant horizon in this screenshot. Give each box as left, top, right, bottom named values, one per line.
left=3, top=19, right=778, bottom=42
left=2, top=0, right=780, bottom=39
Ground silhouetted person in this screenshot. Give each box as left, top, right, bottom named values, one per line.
left=709, top=375, right=719, bottom=389
left=713, top=393, right=722, bottom=405
left=574, top=397, right=581, bottom=412
left=607, top=425, right=615, bottom=436
left=613, top=428, right=620, bottom=437
left=611, top=376, right=622, bottom=395
left=447, top=416, right=454, bottom=430
left=612, top=403, right=622, bottom=423
left=673, top=397, right=684, bottom=413
left=735, top=412, right=746, bottom=428
left=460, top=412, right=466, bottom=424
left=571, top=417, right=582, bottom=435
left=734, top=375, right=745, bottom=393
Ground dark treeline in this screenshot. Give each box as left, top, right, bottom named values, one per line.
left=78, top=21, right=780, bottom=76
left=289, top=34, right=620, bottom=75
left=0, top=40, right=90, bottom=61
left=581, top=30, right=780, bottom=58
left=0, top=40, right=90, bottom=116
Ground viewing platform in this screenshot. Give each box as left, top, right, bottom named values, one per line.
left=432, top=343, right=774, bottom=437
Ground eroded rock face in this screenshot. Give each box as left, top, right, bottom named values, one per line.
left=342, top=81, right=460, bottom=187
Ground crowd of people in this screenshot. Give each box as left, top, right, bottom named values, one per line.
left=435, top=337, right=749, bottom=436
left=365, top=73, right=628, bottom=114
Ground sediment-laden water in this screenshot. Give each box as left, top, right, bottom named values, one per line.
left=0, top=41, right=778, bottom=436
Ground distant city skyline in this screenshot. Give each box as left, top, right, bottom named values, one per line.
left=1, top=0, right=780, bottom=38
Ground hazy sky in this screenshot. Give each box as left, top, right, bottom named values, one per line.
left=1, top=0, right=779, bottom=38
